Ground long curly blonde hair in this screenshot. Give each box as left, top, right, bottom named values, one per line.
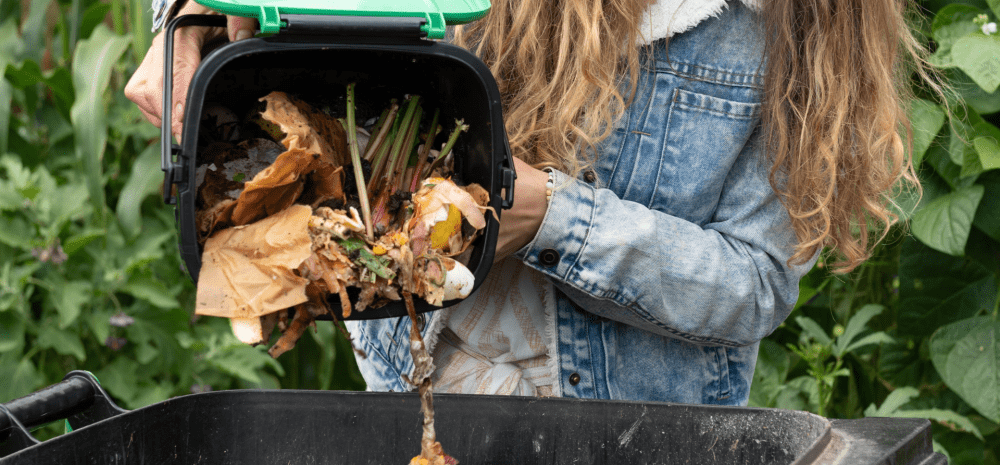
left=454, top=0, right=950, bottom=273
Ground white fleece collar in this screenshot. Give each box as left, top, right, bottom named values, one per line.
left=639, top=0, right=761, bottom=44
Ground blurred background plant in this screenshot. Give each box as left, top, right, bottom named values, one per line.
left=747, top=2, right=1000, bottom=462
left=0, top=0, right=364, bottom=442
left=0, top=0, right=998, bottom=461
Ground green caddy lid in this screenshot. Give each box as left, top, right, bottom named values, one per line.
left=194, top=0, right=490, bottom=39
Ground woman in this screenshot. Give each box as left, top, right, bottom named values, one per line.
left=126, top=0, right=945, bottom=405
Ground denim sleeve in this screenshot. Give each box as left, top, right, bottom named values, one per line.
left=515, top=129, right=814, bottom=348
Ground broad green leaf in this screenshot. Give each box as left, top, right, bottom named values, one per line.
left=0, top=216, right=34, bottom=250
left=121, top=276, right=180, bottom=309
left=973, top=137, right=1000, bottom=170
left=949, top=104, right=986, bottom=170
left=795, top=316, right=832, bottom=345
left=834, top=304, right=886, bottom=356
left=207, top=344, right=281, bottom=384
left=0, top=353, right=41, bottom=402
left=870, top=386, right=920, bottom=416
left=953, top=35, right=1000, bottom=94
left=94, top=357, right=139, bottom=406
left=898, top=238, right=997, bottom=337
left=973, top=171, right=1000, bottom=241
left=70, top=25, right=129, bottom=224
left=48, top=280, right=92, bottom=328
left=16, top=0, right=50, bottom=62
left=116, top=144, right=162, bottom=238
left=79, top=3, right=112, bottom=42
left=891, top=409, right=984, bottom=441
left=131, top=382, right=172, bottom=409
left=0, top=56, right=10, bottom=155
left=879, top=338, right=934, bottom=388
left=908, top=99, right=946, bottom=167
left=929, top=4, right=985, bottom=68
left=0, top=310, right=24, bottom=352
left=947, top=68, right=1000, bottom=115
left=844, top=332, right=896, bottom=355
left=748, top=339, right=790, bottom=408
left=35, top=326, right=86, bottom=361
left=308, top=317, right=337, bottom=390
left=930, top=316, right=1000, bottom=423
left=910, top=184, right=984, bottom=255
left=992, top=0, right=1000, bottom=18
left=63, top=229, right=104, bottom=256
left=972, top=120, right=1000, bottom=172
left=960, top=122, right=1000, bottom=178
left=926, top=134, right=978, bottom=190
left=85, top=309, right=111, bottom=345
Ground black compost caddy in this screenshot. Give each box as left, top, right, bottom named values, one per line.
left=0, top=0, right=948, bottom=463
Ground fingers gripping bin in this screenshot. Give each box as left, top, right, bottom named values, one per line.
left=160, top=3, right=516, bottom=321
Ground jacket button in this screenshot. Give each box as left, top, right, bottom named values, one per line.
left=583, top=170, right=597, bottom=184
left=568, top=373, right=581, bottom=386
left=539, top=249, right=560, bottom=267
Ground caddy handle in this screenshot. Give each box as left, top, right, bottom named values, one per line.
left=162, top=14, right=230, bottom=204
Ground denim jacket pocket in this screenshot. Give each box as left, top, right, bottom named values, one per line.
left=648, top=86, right=760, bottom=224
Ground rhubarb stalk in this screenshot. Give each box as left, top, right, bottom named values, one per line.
left=346, top=83, right=374, bottom=239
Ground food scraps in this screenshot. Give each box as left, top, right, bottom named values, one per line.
left=193, top=86, right=489, bottom=353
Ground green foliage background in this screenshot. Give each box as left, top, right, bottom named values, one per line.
left=0, top=0, right=998, bottom=462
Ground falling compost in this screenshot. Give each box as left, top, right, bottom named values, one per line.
left=193, top=85, right=487, bottom=465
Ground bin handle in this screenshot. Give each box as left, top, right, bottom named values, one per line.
left=0, top=371, right=127, bottom=458
left=161, top=14, right=230, bottom=204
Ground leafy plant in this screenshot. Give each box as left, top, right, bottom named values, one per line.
left=0, top=0, right=364, bottom=443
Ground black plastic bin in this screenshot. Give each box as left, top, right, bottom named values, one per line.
left=161, top=15, right=516, bottom=321
left=0, top=371, right=947, bottom=464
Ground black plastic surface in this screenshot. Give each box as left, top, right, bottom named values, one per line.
left=0, top=389, right=946, bottom=465
left=165, top=21, right=515, bottom=319
left=281, top=14, right=427, bottom=37
left=0, top=371, right=127, bottom=458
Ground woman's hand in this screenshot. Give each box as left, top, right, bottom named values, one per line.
left=495, top=157, right=550, bottom=262
left=124, top=2, right=257, bottom=140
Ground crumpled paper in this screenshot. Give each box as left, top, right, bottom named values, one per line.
left=196, top=204, right=313, bottom=319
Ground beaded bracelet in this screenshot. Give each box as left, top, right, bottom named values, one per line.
left=543, top=168, right=555, bottom=203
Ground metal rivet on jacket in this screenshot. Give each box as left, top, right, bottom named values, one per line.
left=539, top=249, right=560, bottom=266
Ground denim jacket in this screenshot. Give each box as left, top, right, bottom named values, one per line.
left=347, top=2, right=814, bottom=406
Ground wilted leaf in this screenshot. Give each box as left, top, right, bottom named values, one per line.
left=930, top=316, right=1000, bottom=423
left=910, top=184, right=984, bottom=256
left=898, top=238, right=997, bottom=337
